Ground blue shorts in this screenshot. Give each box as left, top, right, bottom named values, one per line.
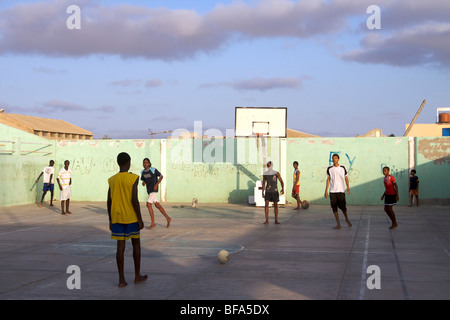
left=111, top=222, right=140, bottom=240
left=43, top=183, right=54, bottom=192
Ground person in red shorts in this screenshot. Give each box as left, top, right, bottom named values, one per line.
left=409, top=169, right=419, bottom=207
left=381, top=166, right=399, bottom=229
left=292, top=161, right=302, bottom=210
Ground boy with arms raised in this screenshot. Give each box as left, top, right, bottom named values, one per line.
left=107, top=152, right=147, bottom=287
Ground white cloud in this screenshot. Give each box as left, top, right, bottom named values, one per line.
left=109, top=79, right=142, bottom=87
left=341, top=22, right=450, bottom=67
left=33, top=66, right=67, bottom=74
left=42, top=99, right=87, bottom=112
left=145, top=79, right=163, bottom=88
left=200, top=76, right=303, bottom=91
left=0, top=0, right=355, bottom=59
left=0, top=0, right=448, bottom=68
left=232, top=76, right=303, bottom=91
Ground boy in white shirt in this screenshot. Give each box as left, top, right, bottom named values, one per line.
left=324, top=154, right=352, bottom=229
left=57, top=160, right=72, bottom=215
left=35, top=160, right=55, bottom=207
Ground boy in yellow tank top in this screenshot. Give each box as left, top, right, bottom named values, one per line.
left=107, top=152, right=147, bottom=288
left=292, top=161, right=302, bottom=210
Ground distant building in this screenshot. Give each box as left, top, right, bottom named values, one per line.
left=0, top=113, right=93, bottom=140
left=404, top=107, right=450, bottom=137
left=167, top=128, right=320, bottom=139
left=286, top=128, right=320, bottom=138
left=356, top=128, right=386, bottom=137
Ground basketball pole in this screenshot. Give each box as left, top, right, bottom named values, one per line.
left=257, top=133, right=267, bottom=175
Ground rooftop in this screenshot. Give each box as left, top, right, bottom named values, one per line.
left=0, top=113, right=93, bottom=140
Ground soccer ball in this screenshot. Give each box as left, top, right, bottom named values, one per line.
left=302, top=200, right=309, bottom=209
left=217, top=250, right=229, bottom=264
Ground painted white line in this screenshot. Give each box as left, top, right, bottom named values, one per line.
left=359, top=215, right=371, bottom=300
left=0, top=214, right=94, bottom=237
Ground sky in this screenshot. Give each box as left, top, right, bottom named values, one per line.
left=1, top=0, right=450, bottom=139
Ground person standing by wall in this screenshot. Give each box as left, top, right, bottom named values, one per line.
left=324, top=154, right=352, bottom=229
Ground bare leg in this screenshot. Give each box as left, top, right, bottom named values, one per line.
left=264, top=201, right=269, bottom=224
left=116, top=240, right=127, bottom=287
left=274, top=203, right=280, bottom=224
left=66, top=199, right=71, bottom=214
left=293, top=194, right=302, bottom=210
left=333, top=211, right=341, bottom=229
left=40, top=191, right=47, bottom=207
left=155, top=202, right=171, bottom=227
left=50, top=190, right=54, bottom=206
left=388, top=206, right=398, bottom=229
left=342, top=210, right=352, bottom=227
left=131, top=238, right=147, bottom=284
left=384, top=206, right=398, bottom=229
left=61, top=200, right=66, bottom=215
left=146, top=203, right=156, bottom=229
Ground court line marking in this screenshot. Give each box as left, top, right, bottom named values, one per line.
left=0, top=214, right=95, bottom=237
left=359, top=214, right=371, bottom=300
left=389, top=228, right=410, bottom=300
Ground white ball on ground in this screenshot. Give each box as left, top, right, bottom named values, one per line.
left=217, top=250, right=229, bottom=264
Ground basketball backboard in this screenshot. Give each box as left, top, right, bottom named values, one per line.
left=235, top=107, right=287, bottom=137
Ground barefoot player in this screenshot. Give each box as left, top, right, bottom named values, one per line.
left=262, top=161, right=284, bottom=224
left=141, top=158, right=171, bottom=229
left=324, top=154, right=352, bottom=229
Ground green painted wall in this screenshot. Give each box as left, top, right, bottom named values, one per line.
left=0, top=123, right=55, bottom=206
left=166, top=138, right=266, bottom=203
left=54, top=138, right=161, bottom=203
left=1, top=123, right=449, bottom=207
left=415, top=137, right=450, bottom=203
left=286, top=137, right=410, bottom=205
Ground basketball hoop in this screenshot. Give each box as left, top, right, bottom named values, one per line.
left=235, top=107, right=287, bottom=138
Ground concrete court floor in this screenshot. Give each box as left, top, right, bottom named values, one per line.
left=0, top=201, right=449, bottom=300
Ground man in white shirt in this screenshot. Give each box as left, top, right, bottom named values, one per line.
left=35, top=160, right=55, bottom=207
left=324, top=154, right=352, bottom=229
left=57, top=160, right=72, bottom=215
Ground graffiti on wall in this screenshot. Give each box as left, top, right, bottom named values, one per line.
left=380, top=163, right=409, bottom=178
left=310, top=151, right=360, bottom=183
left=171, top=160, right=260, bottom=180
left=70, top=157, right=118, bottom=175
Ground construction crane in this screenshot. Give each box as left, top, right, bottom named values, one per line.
left=404, top=99, right=427, bottom=137
left=148, top=129, right=173, bottom=137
